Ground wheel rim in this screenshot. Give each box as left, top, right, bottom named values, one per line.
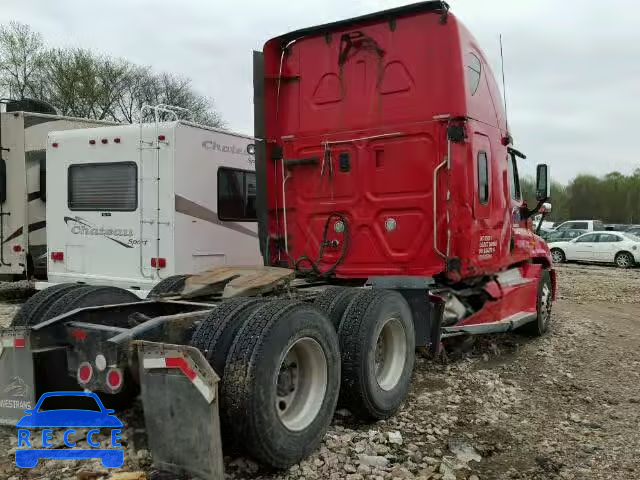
left=374, top=317, right=407, bottom=391
left=551, top=251, right=563, bottom=263
left=275, top=337, right=327, bottom=432
left=539, top=282, right=552, bottom=328
left=617, top=254, right=631, bottom=267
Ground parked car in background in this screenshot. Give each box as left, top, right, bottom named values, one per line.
left=549, top=231, right=640, bottom=268
left=553, top=220, right=605, bottom=232
left=543, top=229, right=587, bottom=243
left=626, top=226, right=640, bottom=236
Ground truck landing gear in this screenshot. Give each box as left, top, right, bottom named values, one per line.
left=337, top=290, right=416, bottom=420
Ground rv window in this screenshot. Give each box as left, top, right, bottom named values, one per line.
left=68, top=162, right=137, bottom=211
left=466, top=52, right=482, bottom=96
left=478, top=152, right=489, bottom=204
left=217, top=167, right=257, bottom=222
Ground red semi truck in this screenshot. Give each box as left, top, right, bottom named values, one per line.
left=0, top=2, right=554, bottom=477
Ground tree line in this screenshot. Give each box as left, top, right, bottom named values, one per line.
left=521, top=169, right=640, bottom=224
left=0, top=22, right=222, bottom=126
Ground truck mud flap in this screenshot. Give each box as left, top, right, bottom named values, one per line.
left=0, top=328, right=35, bottom=425
left=136, top=341, right=223, bottom=480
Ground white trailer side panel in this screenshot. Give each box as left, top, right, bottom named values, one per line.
left=173, top=123, right=261, bottom=274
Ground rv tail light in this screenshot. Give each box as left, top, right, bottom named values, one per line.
left=89, top=139, right=96, bottom=145
left=52, top=142, right=59, bottom=148
left=12, top=245, right=22, bottom=252
left=114, top=137, right=121, bottom=143
left=101, top=138, right=108, bottom=144
left=106, top=368, right=123, bottom=391
left=51, top=251, right=64, bottom=262
left=151, top=257, right=166, bottom=269
left=158, top=135, right=166, bottom=141
left=77, top=362, right=93, bottom=384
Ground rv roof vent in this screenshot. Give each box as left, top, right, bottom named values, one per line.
left=5, top=98, right=57, bottom=115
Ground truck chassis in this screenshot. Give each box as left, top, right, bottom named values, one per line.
left=0, top=264, right=553, bottom=478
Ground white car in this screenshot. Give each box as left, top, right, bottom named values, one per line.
left=549, top=231, right=640, bottom=268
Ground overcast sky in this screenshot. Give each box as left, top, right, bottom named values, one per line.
left=1, top=0, right=637, bottom=183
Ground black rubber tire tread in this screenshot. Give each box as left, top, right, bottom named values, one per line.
left=147, top=274, right=191, bottom=297
left=189, top=297, right=266, bottom=376
left=12, top=283, right=84, bottom=326
left=338, top=289, right=416, bottom=420
left=223, top=300, right=340, bottom=469
left=42, top=286, right=140, bottom=324
left=520, top=270, right=553, bottom=337
left=313, top=287, right=362, bottom=329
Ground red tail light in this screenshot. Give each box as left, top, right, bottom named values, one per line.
left=106, top=368, right=123, bottom=391
left=12, top=245, right=22, bottom=252
left=151, top=257, right=166, bottom=268
left=77, top=362, right=93, bottom=384
left=158, top=135, right=166, bottom=141
left=114, top=137, right=121, bottom=143
left=52, top=142, right=59, bottom=148
left=51, top=251, right=64, bottom=262
left=101, top=138, right=108, bottom=144
left=89, top=139, right=96, bottom=145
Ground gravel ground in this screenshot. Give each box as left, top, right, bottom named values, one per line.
left=0, top=263, right=638, bottom=480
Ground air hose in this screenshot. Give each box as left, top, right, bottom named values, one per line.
left=295, top=212, right=349, bottom=278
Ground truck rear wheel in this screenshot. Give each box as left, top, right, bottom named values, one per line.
left=189, top=297, right=266, bottom=377
left=42, top=286, right=140, bottom=324
left=223, top=301, right=340, bottom=468
left=520, top=270, right=553, bottom=337
left=148, top=274, right=191, bottom=298
left=314, top=286, right=361, bottom=328
left=338, top=289, right=415, bottom=420
left=12, top=283, right=83, bottom=326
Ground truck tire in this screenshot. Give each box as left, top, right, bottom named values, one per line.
left=338, top=289, right=415, bottom=420
left=12, top=283, right=83, bottom=326
left=223, top=300, right=340, bottom=468
left=42, top=286, right=140, bottom=324
left=147, top=274, right=191, bottom=298
left=189, top=297, right=266, bottom=377
left=314, top=286, right=361, bottom=328
left=520, top=270, right=552, bottom=337
left=11, top=283, right=83, bottom=326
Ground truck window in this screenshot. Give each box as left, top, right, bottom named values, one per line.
left=571, top=222, right=588, bottom=230
left=466, top=53, right=482, bottom=95
left=217, top=167, right=257, bottom=222
left=477, top=152, right=489, bottom=204
left=594, top=221, right=605, bottom=230
left=507, top=154, right=521, bottom=200
left=68, top=162, right=137, bottom=211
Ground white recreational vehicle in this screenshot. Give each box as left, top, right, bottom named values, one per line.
left=44, top=120, right=261, bottom=296
left=0, top=104, right=114, bottom=279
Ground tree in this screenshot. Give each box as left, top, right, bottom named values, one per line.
left=0, top=22, right=45, bottom=99
left=0, top=22, right=223, bottom=127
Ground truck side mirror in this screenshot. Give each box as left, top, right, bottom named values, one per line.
left=535, top=164, right=550, bottom=201
left=0, top=158, right=6, bottom=203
